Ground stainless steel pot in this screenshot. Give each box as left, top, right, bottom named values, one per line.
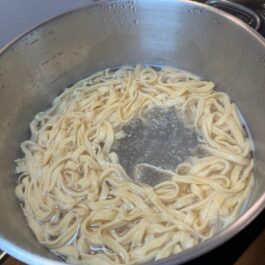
left=1, top=0, right=265, bottom=264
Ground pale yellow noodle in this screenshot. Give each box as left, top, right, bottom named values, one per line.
left=15, top=65, right=253, bottom=265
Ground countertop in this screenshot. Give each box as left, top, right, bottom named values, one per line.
left=1, top=1, right=265, bottom=264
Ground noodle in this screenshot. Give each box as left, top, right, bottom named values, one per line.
left=15, top=65, right=253, bottom=265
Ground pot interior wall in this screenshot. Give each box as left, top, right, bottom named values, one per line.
left=0, top=0, right=265, bottom=264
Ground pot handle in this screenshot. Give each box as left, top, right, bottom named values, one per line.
left=206, top=0, right=262, bottom=32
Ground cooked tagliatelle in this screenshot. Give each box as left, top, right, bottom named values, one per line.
left=15, top=65, right=253, bottom=265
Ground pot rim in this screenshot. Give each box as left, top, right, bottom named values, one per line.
left=0, top=1, right=265, bottom=265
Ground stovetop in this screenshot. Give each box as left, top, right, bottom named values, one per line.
left=202, top=0, right=265, bottom=37
left=233, top=3, right=265, bottom=36
left=253, top=8, right=265, bottom=36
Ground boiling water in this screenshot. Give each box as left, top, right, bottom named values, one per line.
left=112, top=107, right=205, bottom=186
left=112, top=105, right=254, bottom=188
left=22, top=65, right=255, bottom=263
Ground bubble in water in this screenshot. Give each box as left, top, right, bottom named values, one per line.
left=112, top=107, right=200, bottom=186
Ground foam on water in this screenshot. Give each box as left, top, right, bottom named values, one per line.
left=112, top=107, right=203, bottom=186
left=112, top=103, right=254, bottom=188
